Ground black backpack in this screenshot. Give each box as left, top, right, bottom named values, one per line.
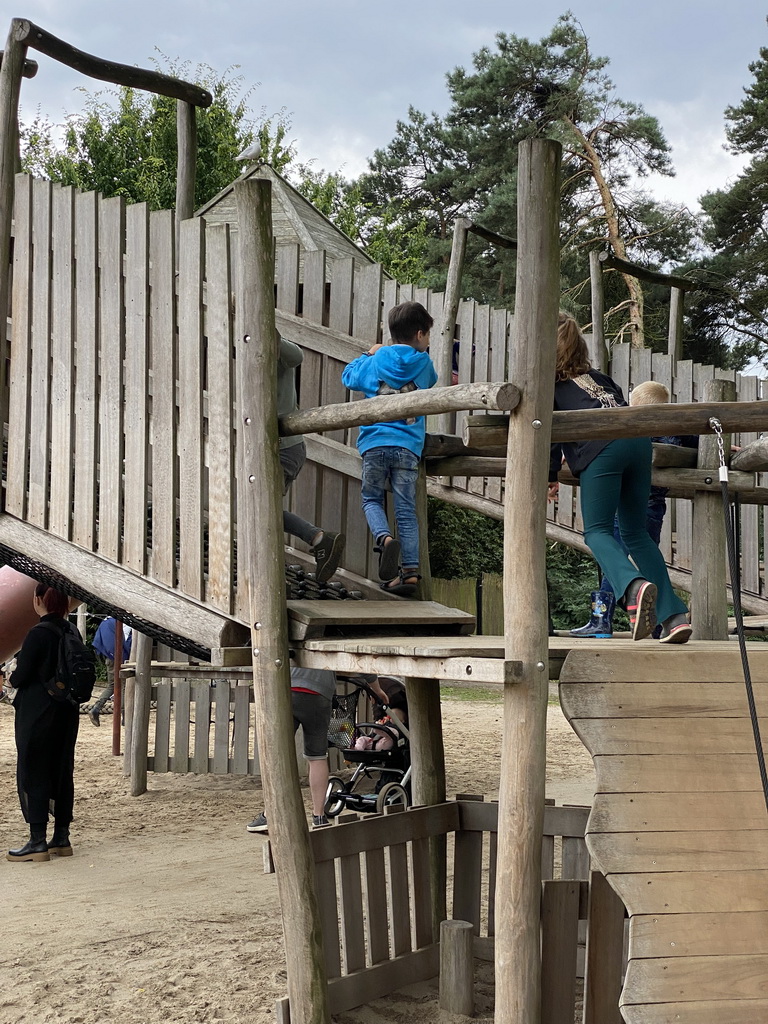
left=39, top=620, right=97, bottom=707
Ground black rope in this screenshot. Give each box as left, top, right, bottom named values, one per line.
left=721, top=481, right=768, bottom=813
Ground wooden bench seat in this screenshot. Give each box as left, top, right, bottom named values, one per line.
left=560, top=648, right=768, bottom=1024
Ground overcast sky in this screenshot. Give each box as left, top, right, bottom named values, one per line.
left=12, top=1, right=767, bottom=211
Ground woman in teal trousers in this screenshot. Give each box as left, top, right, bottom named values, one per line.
left=547, top=313, right=691, bottom=643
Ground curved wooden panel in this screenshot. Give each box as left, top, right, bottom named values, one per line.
left=560, top=649, right=768, bottom=1023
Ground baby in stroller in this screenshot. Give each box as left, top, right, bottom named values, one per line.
left=353, top=676, right=408, bottom=751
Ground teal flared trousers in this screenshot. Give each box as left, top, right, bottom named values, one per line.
left=579, top=437, right=687, bottom=626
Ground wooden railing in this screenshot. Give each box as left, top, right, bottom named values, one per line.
left=268, top=798, right=625, bottom=1023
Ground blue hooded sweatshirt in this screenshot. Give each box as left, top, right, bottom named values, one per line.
left=342, top=344, right=437, bottom=456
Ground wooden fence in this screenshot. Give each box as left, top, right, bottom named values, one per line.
left=3, top=174, right=765, bottom=631
left=270, top=798, right=625, bottom=1023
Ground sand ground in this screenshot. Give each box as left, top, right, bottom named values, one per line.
left=0, top=686, right=595, bottom=1024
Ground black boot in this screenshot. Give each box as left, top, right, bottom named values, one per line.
left=570, top=591, right=615, bottom=639
left=48, top=825, right=73, bottom=858
left=7, top=825, right=49, bottom=863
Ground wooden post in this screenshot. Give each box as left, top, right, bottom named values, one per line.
left=583, top=871, right=625, bottom=1024
left=122, top=674, right=134, bottom=778
left=0, top=20, right=27, bottom=440
left=432, top=217, right=471, bottom=435
left=129, top=631, right=152, bottom=796
left=234, top=179, right=330, bottom=1024
left=496, top=138, right=561, bottom=1024
left=112, top=620, right=124, bottom=756
left=589, top=250, right=606, bottom=373
left=667, top=287, right=684, bottom=364
left=691, top=377, right=735, bottom=639
left=408, top=463, right=447, bottom=931
left=439, top=919, right=474, bottom=1016
left=175, top=100, right=197, bottom=252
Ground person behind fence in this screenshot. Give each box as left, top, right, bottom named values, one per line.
left=246, top=667, right=389, bottom=833
left=279, top=333, right=345, bottom=582
left=547, top=313, right=692, bottom=644
left=87, top=617, right=133, bottom=727
left=6, top=583, right=80, bottom=862
left=342, top=301, right=438, bottom=598
left=570, top=380, right=698, bottom=639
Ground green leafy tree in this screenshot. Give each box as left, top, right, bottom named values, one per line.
left=20, top=59, right=292, bottom=211
left=684, top=30, right=768, bottom=366
left=357, top=14, right=696, bottom=344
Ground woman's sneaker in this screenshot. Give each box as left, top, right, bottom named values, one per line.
left=246, top=813, right=268, bottom=834
left=624, top=579, right=657, bottom=641
left=659, top=613, right=692, bottom=644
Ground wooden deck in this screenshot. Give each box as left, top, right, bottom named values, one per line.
left=559, top=648, right=768, bottom=1024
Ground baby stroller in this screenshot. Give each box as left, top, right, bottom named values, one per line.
left=325, top=677, right=411, bottom=817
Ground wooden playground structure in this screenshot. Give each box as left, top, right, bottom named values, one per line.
left=2, top=18, right=768, bottom=1024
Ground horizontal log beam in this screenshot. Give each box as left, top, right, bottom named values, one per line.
left=423, top=432, right=507, bottom=459
left=280, top=382, right=521, bottom=438
left=12, top=19, right=212, bottom=106
left=731, top=436, right=768, bottom=473
left=598, top=251, right=699, bottom=292
left=467, top=221, right=517, bottom=250
left=557, top=466, right=757, bottom=493
left=462, top=402, right=768, bottom=447
left=0, top=51, right=37, bottom=78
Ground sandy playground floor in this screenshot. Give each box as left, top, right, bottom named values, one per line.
left=0, top=686, right=594, bottom=1024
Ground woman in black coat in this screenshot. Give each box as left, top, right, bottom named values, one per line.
left=7, top=583, right=80, bottom=863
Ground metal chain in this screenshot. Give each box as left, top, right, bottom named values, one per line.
left=709, top=416, right=727, bottom=472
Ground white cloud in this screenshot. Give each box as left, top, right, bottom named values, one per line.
left=644, top=99, right=749, bottom=210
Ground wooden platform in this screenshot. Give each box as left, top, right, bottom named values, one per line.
left=286, top=599, right=476, bottom=640
left=559, top=648, right=768, bottom=1024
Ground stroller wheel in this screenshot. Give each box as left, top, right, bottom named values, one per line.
left=325, top=776, right=347, bottom=818
left=375, top=782, right=409, bottom=814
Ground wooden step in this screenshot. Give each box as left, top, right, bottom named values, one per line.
left=286, top=599, right=476, bottom=640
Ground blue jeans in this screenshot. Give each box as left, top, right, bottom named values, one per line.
left=361, top=447, right=420, bottom=569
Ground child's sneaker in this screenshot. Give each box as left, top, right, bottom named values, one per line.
left=246, top=812, right=268, bottom=834
left=311, top=532, right=345, bottom=582
left=312, top=815, right=330, bottom=829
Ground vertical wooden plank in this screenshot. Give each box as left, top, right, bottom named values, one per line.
left=328, top=257, right=354, bottom=337
left=173, top=680, right=191, bottom=773
left=97, top=195, right=126, bottom=560
left=302, top=248, right=326, bottom=324
left=49, top=185, right=75, bottom=538
left=123, top=202, right=150, bottom=574
left=386, top=809, right=412, bottom=956
left=453, top=829, right=483, bottom=933
left=213, top=679, right=231, bottom=774
left=231, top=684, right=251, bottom=774
left=153, top=680, right=172, bottom=773
left=339, top=852, right=366, bottom=973
left=673, top=359, right=694, bottom=571
left=364, top=845, right=390, bottom=965
left=129, top=631, right=153, bottom=796
left=737, top=374, right=760, bottom=593
left=315, top=858, right=342, bottom=978
left=178, top=216, right=205, bottom=600
left=486, top=308, right=508, bottom=503
left=541, top=834, right=555, bottom=880
left=5, top=174, right=32, bottom=517
left=609, top=343, right=630, bottom=396
left=205, top=223, right=235, bottom=614
left=629, top=345, right=651, bottom=391
left=582, top=871, right=625, bottom=1024
left=352, top=263, right=383, bottom=344
left=149, top=209, right=177, bottom=586
left=540, top=880, right=580, bottom=1024
left=26, top=176, right=52, bottom=528
left=275, top=242, right=300, bottom=314
left=487, top=826, right=498, bottom=936
left=192, top=681, right=212, bottom=774
left=411, top=834, right=434, bottom=946
left=381, top=278, right=399, bottom=338
left=562, top=835, right=590, bottom=880
left=292, top=249, right=325, bottom=538
left=470, top=304, right=490, bottom=498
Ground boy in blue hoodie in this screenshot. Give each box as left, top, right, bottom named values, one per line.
left=342, top=301, right=437, bottom=596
